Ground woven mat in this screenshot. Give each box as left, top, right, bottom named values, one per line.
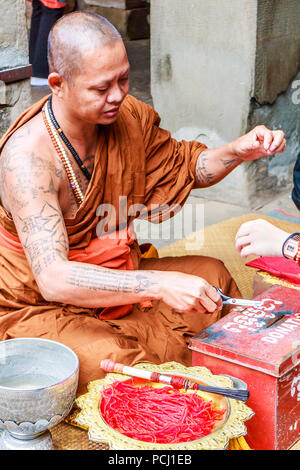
left=51, top=213, right=300, bottom=450
left=158, top=213, right=300, bottom=299
left=51, top=421, right=108, bottom=451
left=50, top=415, right=300, bottom=450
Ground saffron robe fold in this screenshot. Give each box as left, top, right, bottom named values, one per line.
left=0, top=94, right=241, bottom=394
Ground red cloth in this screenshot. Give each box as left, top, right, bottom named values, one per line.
left=28, top=0, right=66, bottom=8
left=246, top=256, right=300, bottom=285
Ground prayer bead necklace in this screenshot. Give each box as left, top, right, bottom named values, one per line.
left=47, top=96, right=92, bottom=181
left=42, top=103, right=84, bottom=205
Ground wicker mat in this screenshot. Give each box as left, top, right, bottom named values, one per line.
left=51, top=421, right=108, bottom=451
left=50, top=421, right=300, bottom=450
left=51, top=213, right=300, bottom=450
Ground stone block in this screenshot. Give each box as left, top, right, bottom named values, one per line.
left=0, top=46, right=29, bottom=73
left=83, top=5, right=150, bottom=39
left=246, top=69, right=300, bottom=209
left=0, top=0, right=31, bottom=139
left=151, top=0, right=300, bottom=208
left=0, top=0, right=29, bottom=56
left=25, top=0, right=32, bottom=30
left=76, top=0, right=90, bottom=9
left=255, top=0, right=300, bottom=104
left=0, top=79, right=31, bottom=138
left=64, top=0, right=76, bottom=13
left=0, top=80, right=6, bottom=105
left=86, top=1, right=148, bottom=9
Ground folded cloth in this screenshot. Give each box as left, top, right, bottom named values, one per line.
left=246, top=256, right=300, bottom=285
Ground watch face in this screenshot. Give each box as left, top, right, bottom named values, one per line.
left=284, top=238, right=300, bottom=260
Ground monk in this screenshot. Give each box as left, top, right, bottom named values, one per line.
left=0, top=12, right=286, bottom=394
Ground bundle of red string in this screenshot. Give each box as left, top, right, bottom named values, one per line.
left=100, top=380, right=226, bottom=443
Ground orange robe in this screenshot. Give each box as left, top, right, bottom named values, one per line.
left=0, top=95, right=240, bottom=395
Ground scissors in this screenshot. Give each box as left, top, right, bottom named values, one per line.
left=213, top=286, right=281, bottom=308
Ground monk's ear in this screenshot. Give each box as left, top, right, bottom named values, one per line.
left=48, top=72, right=65, bottom=97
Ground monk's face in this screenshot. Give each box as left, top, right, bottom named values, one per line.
left=62, top=40, right=130, bottom=125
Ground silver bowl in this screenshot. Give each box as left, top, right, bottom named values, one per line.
left=0, top=338, right=79, bottom=450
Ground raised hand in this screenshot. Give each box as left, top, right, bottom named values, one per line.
left=232, top=125, right=286, bottom=161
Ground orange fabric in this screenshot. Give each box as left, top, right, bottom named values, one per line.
left=0, top=94, right=206, bottom=321
left=0, top=94, right=206, bottom=248
left=0, top=224, right=135, bottom=268
left=0, top=223, right=151, bottom=320
left=139, top=243, right=159, bottom=259
left=28, top=0, right=66, bottom=8
left=0, top=93, right=240, bottom=395
left=0, top=225, right=25, bottom=254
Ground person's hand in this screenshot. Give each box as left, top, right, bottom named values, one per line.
left=235, top=219, right=289, bottom=258
left=231, top=125, right=286, bottom=161
left=156, top=271, right=223, bottom=314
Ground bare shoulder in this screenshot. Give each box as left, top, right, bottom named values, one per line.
left=0, top=113, right=64, bottom=213
left=0, top=114, right=70, bottom=284
left=1, top=112, right=62, bottom=174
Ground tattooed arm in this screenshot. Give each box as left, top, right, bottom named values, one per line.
left=0, top=134, right=162, bottom=307
left=194, top=125, right=286, bottom=188
left=0, top=131, right=222, bottom=313
left=194, top=143, right=241, bottom=188
left=195, top=125, right=286, bottom=188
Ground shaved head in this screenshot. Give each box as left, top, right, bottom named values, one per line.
left=48, top=11, right=122, bottom=83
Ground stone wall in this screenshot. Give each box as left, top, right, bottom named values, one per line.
left=254, top=0, right=300, bottom=104
left=247, top=0, right=300, bottom=208
left=78, top=0, right=150, bottom=40
left=0, top=0, right=31, bottom=138
left=151, top=0, right=300, bottom=208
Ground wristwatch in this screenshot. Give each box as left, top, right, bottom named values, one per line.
left=282, top=233, right=300, bottom=262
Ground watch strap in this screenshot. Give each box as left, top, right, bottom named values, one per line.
left=282, top=233, right=300, bottom=261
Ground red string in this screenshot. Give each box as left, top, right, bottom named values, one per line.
left=100, top=380, right=226, bottom=444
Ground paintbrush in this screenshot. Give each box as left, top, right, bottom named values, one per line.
left=100, top=360, right=250, bottom=402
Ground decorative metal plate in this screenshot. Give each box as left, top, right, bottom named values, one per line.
left=73, top=362, right=254, bottom=450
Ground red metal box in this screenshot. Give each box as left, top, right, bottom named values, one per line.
left=189, top=285, right=300, bottom=450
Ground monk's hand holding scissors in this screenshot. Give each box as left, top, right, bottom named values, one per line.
left=157, top=272, right=223, bottom=314
left=231, top=125, right=286, bottom=161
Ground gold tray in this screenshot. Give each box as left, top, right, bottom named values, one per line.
left=73, top=361, right=254, bottom=450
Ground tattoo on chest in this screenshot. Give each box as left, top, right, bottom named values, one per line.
left=64, top=155, right=94, bottom=216
left=82, top=154, right=95, bottom=175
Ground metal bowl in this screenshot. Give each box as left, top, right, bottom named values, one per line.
left=0, top=338, right=79, bottom=449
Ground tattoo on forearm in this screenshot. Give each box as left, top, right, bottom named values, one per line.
left=195, top=151, right=240, bottom=187
left=195, top=151, right=215, bottom=186
left=220, top=158, right=238, bottom=169
left=66, top=265, right=154, bottom=295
